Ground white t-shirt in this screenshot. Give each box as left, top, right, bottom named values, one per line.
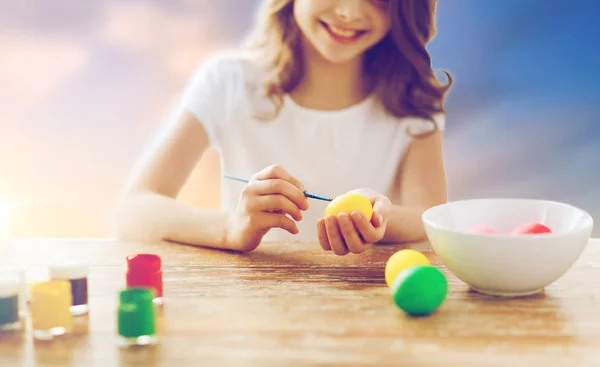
left=180, top=52, right=444, bottom=241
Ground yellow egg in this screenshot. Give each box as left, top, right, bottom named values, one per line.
left=324, top=192, right=373, bottom=221
left=385, top=249, right=431, bottom=287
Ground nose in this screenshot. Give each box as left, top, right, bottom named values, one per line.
left=334, top=0, right=365, bottom=23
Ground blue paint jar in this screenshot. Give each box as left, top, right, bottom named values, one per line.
left=0, top=270, right=22, bottom=331
left=49, top=262, right=89, bottom=316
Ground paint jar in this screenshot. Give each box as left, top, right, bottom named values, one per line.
left=126, top=254, right=163, bottom=305
left=30, top=280, right=73, bottom=340
left=49, top=262, right=89, bottom=315
left=0, top=267, right=26, bottom=317
left=0, top=269, right=21, bottom=331
left=117, top=287, right=158, bottom=347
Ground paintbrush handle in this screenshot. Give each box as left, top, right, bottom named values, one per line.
left=224, top=174, right=332, bottom=202
left=223, top=174, right=250, bottom=184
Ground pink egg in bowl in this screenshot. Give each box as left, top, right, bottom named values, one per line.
left=421, top=198, right=594, bottom=297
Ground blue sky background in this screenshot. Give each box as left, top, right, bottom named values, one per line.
left=0, top=0, right=598, bottom=237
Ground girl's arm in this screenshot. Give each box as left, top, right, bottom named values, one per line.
left=114, top=111, right=308, bottom=251
left=382, top=130, right=448, bottom=243
left=114, top=111, right=233, bottom=248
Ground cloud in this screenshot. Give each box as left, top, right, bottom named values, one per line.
left=0, top=33, right=88, bottom=106
left=444, top=100, right=600, bottom=200
left=0, top=0, right=103, bottom=34
left=99, top=1, right=231, bottom=80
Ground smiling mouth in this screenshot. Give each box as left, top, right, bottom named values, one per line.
left=319, top=21, right=368, bottom=43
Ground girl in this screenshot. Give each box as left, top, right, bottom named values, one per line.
left=115, top=0, right=452, bottom=256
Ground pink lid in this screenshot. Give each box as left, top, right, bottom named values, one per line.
left=126, top=254, right=161, bottom=273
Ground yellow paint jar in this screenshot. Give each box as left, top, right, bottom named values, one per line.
left=30, top=280, right=73, bottom=340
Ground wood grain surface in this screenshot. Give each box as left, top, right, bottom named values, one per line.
left=0, top=238, right=599, bottom=367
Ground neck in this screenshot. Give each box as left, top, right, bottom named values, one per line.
left=290, top=39, right=370, bottom=111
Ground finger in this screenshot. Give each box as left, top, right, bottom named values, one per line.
left=250, top=195, right=302, bottom=221
left=253, top=164, right=306, bottom=192
left=317, top=218, right=331, bottom=251
left=325, top=215, right=348, bottom=256
left=371, top=199, right=391, bottom=228
left=338, top=213, right=367, bottom=254
left=351, top=211, right=382, bottom=244
left=253, top=213, right=299, bottom=235
left=371, top=211, right=383, bottom=228
left=251, top=179, right=309, bottom=211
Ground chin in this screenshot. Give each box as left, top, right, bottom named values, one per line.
left=315, top=47, right=363, bottom=65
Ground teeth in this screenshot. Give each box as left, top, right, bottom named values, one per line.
left=328, top=25, right=359, bottom=38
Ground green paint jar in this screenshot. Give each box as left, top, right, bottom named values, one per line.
left=117, top=287, right=157, bottom=347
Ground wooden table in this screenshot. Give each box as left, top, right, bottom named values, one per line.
left=0, top=238, right=599, bottom=366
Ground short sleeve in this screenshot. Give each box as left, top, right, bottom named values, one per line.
left=179, top=54, right=243, bottom=152
left=403, top=113, right=446, bottom=137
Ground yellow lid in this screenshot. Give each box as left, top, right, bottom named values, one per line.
left=30, top=280, right=73, bottom=331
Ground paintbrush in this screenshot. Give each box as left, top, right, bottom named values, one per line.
left=224, top=174, right=332, bottom=202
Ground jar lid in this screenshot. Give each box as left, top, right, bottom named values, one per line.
left=118, top=288, right=156, bottom=337
left=126, top=254, right=161, bottom=273
left=30, top=280, right=71, bottom=301
left=49, top=261, right=89, bottom=279
left=0, top=273, right=21, bottom=298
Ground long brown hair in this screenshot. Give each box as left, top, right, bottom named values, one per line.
left=245, top=0, right=452, bottom=135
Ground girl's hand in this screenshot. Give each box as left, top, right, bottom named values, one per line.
left=225, top=165, right=309, bottom=252
left=317, top=188, right=392, bottom=256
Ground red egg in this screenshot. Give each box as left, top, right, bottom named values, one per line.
left=510, top=222, right=552, bottom=235
left=467, top=224, right=500, bottom=234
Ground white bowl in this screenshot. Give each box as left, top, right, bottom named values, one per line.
left=422, top=198, right=594, bottom=297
